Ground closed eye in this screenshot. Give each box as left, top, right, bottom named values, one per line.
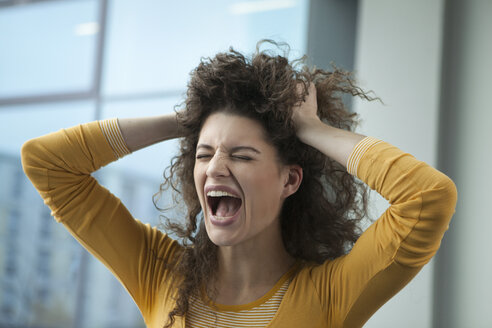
left=196, top=154, right=212, bottom=159
left=232, top=155, right=252, bottom=161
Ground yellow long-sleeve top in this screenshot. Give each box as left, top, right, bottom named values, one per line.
left=21, top=120, right=457, bottom=328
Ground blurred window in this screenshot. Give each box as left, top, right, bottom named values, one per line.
left=0, top=0, right=99, bottom=98
left=103, top=0, right=308, bottom=96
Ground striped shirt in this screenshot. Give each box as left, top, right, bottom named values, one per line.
left=186, top=271, right=293, bottom=328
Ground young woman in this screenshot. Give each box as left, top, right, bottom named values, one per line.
left=21, top=43, right=457, bottom=328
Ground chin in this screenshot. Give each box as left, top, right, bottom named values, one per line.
left=209, top=237, right=236, bottom=247
left=205, top=222, right=242, bottom=247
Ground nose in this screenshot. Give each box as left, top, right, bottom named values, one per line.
left=206, top=152, right=230, bottom=178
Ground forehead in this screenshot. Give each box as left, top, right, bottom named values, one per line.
left=198, top=112, right=268, bottom=145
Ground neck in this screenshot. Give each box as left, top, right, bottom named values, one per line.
left=213, top=223, right=295, bottom=304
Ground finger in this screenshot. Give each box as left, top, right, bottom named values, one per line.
left=296, top=82, right=305, bottom=96
left=307, top=83, right=316, bottom=96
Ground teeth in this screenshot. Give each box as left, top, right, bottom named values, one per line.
left=213, top=216, right=229, bottom=220
left=206, top=190, right=239, bottom=198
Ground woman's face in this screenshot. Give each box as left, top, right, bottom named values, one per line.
left=193, top=112, right=300, bottom=248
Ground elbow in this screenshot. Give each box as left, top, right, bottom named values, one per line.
left=441, top=175, right=458, bottom=211
left=21, top=138, right=36, bottom=172
left=21, top=138, right=44, bottom=180
left=432, top=174, right=458, bottom=226
left=445, top=177, right=458, bottom=205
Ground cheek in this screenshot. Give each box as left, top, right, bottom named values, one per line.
left=193, top=165, right=198, bottom=189
left=246, top=171, right=282, bottom=206
left=193, top=164, right=198, bottom=183
left=193, top=164, right=204, bottom=203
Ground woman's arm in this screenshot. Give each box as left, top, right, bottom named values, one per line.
left=21, top=114, right=183, bottom=319
left=292, top=83, right=457, bottom=327
left=118, top=112, right=182, bottom=152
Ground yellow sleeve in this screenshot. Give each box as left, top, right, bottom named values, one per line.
left=309, top=138, right=457, bottom=327
left=21, top=121, right=182, bottom=321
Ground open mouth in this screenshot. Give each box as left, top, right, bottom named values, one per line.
left=206, top=191, right=242, bottom=218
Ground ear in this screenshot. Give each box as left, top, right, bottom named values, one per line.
left=281, top=165, right=303, bottom=198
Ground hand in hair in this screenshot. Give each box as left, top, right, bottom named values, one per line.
left=291, top=82, right=322, bottom=140
left=292, top=82, right=365, bottom=168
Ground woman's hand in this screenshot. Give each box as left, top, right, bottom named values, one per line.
left=291, top=83, right=323, bottom=143
left=291, top=82, right=365, bottom=167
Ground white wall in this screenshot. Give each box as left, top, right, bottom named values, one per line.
left=436, top=0, right=492, bottom=327
left=353, top=1, right=445, bottom=327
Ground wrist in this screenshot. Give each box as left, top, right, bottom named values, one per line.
left=295, top=117, right=326, bottom=144
left=296, top=120, right=365, bottom=167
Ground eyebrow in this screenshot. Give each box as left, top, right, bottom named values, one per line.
left=196, top=143, right=261, bottom=154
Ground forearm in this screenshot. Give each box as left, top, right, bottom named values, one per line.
left=297, top=118, right=365, bottom=168
left=118, top=113, right=182, bottom=152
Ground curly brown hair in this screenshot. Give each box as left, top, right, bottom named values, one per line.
left=156, top=40, right=374, bottom=327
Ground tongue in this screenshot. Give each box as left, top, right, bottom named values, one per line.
left=215, top=196, right=241, bottom=217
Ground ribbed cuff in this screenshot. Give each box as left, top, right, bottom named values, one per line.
left=98, top=118, right=131, bottom=158
left=346, top=137, right=382, bottom=177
